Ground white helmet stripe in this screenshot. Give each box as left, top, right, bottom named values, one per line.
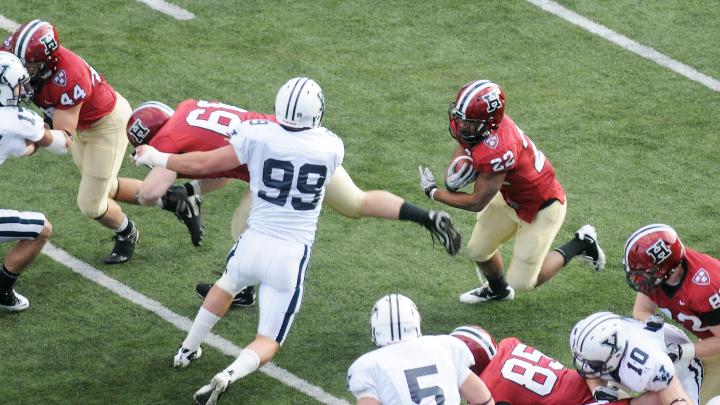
left=14, top=20, right=45, bottom=60
left=452, top=326, right=496, bottom=357
left=133, top=101, right=175, bottom=116
left=387, top=294, right=395, bottom=342
left=457, top=80, right=492, bottom=114
left=284, top=77, right=307, bottom=120
left=576, top=312, right=619, bottom=352
left=623, top=224, right=674, bottom=265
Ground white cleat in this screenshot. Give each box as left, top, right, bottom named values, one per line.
left=0, top=289, right=29, bottom=312
left=575, top=224, right=606, bottom=271
left=193, top=371, right=231, bottom=405
left=459, top=282, right=515, bottom=304
left=173, top=346, right=202, bottom=368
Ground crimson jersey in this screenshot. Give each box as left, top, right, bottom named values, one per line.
left=480, top=338, right=630, bottom=405
left=466, top=116, right=564, bottom=223
left=32, top=46, right=116, bottom=129
left=150, top=99, right=276, bottom=180
left=646, top=248, right=720, bottom=339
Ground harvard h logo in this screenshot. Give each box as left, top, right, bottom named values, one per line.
left=128, top=119, right=150, bottom=145
left=646, top=239, right=672, bottom=264
left=483, top=90, right=502, bottom=113
left=40, top=33, right=58, bottom=55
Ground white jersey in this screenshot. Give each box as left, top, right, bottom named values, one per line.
left=0, top=106, right=44, bottom=165
left=347, top=335, right=475, bottom=405
left=230, top=119, right=343, bottom=245
left=606, top=318, right=702, bottom=404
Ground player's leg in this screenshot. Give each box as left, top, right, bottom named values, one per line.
left=461, top=193, right=518, bottom=303
left=547, top=221, right=606, bottom=275
left=325, top=165, right=461, bottom=255
left=74, top=92, right=138, bottom=264
left=193, top=232, right=309, bottom=404
left=0, top=210, right=51, bottom=311
left=508, top=200, right=566, bottom=290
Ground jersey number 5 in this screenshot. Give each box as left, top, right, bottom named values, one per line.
left=259, top=159, right=327, bottom=211
left=404, top=365, right=445, bottom=404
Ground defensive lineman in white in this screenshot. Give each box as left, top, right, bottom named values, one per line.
left=347, top=294, right=495, bottom=405
left=134, top=77, right=342, bottom=405
left=570, top=311, right=702, bottom=405
left=0, top=51, right=69, bottom=311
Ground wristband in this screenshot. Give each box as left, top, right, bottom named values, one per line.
left=154, top=151, right=170, bottom=168
left=429, top=188, right=437, bottom=201
left=681, top=343, right=695, bottom=360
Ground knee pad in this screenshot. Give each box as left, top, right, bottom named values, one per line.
left=506, top=257, right=540, bottom=292
left=77, top=194, right=109, bottom=219
left=466, top=242, right=496, bottom=263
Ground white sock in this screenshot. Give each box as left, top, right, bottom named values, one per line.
left=182, top=307, right=221, bottom=351
left=223, top=348, right=260, bottom=383
left=113, top=215, right=129, bottom=233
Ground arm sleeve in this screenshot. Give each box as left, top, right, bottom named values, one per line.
left=229, top=124, right=252, bottom=166
left=699, top=307, right=720, bottom=327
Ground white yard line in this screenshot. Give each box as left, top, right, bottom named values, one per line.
left=42, top=242, right=350, bottom=405
left=526, top=0, right=720, bottom=92
left=0, top=14, right=19, bottom=32
left=136, top=0, right=195, bottom=20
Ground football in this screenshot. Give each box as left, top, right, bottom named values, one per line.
left=446, top=154, right=477, bottom=191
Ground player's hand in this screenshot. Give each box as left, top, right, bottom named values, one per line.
left=133, top=145, right=169, bottom=168
left=644, top=313, right=664, bottom=332
left=593, top=385, right=619, bottom=401
left=666, top=342, right=695, bottom=368
left=445, top=156, right=477, bottom=191
left=419, top=166, right=437, bottom=199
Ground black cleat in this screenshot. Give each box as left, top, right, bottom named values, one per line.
left=166, top=185, right=205, bottom=247
left=196, top=283, right=256, bottom=307
left=427, top=211, right=462, bottom=256
left=104, top=224, right=139, bottom=264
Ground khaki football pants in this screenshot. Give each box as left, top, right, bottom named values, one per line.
left=71, top=93, right=132, bottom=219
left=702, top=355, right=720, bottom=403
left=466, top=192, right=566, bottom=292
left=230, top=165, right=365, bottom=240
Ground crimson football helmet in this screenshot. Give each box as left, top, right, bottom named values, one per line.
left=623, top=224, right=685, bottom=294
left=448, top=80, right=506, bottom=145
left=4, top=20, right=60, bottom=89
left=450, top=324, right=497, bottom=375
left=126, top=101, right=175, bottom=147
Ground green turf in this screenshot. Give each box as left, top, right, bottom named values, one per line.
left=0, top=1, right=718, bottom=403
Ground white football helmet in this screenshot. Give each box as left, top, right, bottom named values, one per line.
left=0, top=51, right=32, bottom=106
left=569, top=312, right=628, bottom=378
left=370, top=294, right=421, bottom=348
left=274, top=77, right=325, bottom=129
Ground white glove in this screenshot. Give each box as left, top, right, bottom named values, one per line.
left=133, top=145, right=169, bottom=168
left=445, top=155, right=477, bottom=191
left=666, top=342, right=695, bottom=368
left=418, top=166, right=437, bottom=200
left=644, top=313, right=665, bottom=332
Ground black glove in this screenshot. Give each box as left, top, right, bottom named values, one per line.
left=593, top=385, right=619, bottom=402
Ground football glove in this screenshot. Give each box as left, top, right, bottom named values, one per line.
left=644, top=313, right=665, bottom=332
left=418, top=166, right=437, bottom=199
left=666, top=342, right=695, bottom=368
left=593, top=385, right=619, bottom=402
left=445, top=155, right=477, bottom=191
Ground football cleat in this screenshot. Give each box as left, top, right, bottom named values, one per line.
left=575, top=225, right=606, bottom=271
left=196, top=284, right=256, bottom=308
left=0, top=289, right=29, bottom=312
left=166, top=185, right=205, bottom=247
left=194, top=371, right=230, bottom=405
left=427, top=211, right=462, bottom=256
left=459, top=282, right=515, bottom=304
left=104, top=223, right=139, bottom=264
left=173, top=346, right=202, bottom=368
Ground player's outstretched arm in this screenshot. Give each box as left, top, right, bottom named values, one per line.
left=134, top=144, right=240, bottom=175
left=419, top=165, right=505, bottom=212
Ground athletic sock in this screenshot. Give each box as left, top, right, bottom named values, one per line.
left=113, top=216, right=129, bottom=234
left=554, top=237, right=586, bottom=266
left=182, top=307, right=221, bottom=351
left=485, top=272, right=509, bottom=294
left=399, top=202, right=433, bottom=229
left=223, top=348, right=260, bottom=384
left=0, top=265, right=18, bottom=292
left=116, top=219, right=135, bottom=237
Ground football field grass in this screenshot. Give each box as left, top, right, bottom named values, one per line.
left=0, top=1, right=718, bottom=403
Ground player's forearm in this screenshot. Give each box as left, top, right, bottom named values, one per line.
left=693, top=335, right=720, bottom=358
left=166, top=152, right=214, bottom=175
left=433, top=188, right=493, bottom=212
